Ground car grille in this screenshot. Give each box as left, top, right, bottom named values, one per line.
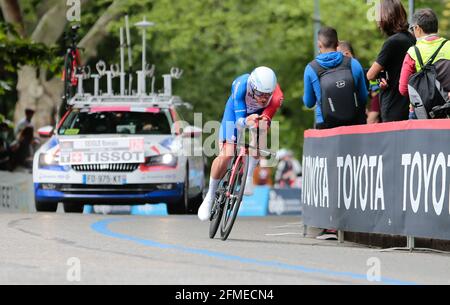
left=57, top=184, right=158, bottom=194
left=71, top=163, right=140, bottom=172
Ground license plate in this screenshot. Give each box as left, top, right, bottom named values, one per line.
left=83, top=175, right=126, bottom=185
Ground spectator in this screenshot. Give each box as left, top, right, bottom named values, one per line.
left=367, top=81, right=382, bottom=124
left=9, top=126, right=36, bottom=171
left=15, top=107, right=35, bottom=137
left=253, top=159, right=273, bottom=187
left=399, top=9, right=450, bottom=106
left=303, top=27, right=368, bottom=130
left=338, top=41, right=381, bottom=124
left=337, top=41, right=355, bottom=58
left=367, top=0, right=416, bottom=122
left=275, top=150, right=301, bottom=188
left=303, top=28, right=368, bottom=240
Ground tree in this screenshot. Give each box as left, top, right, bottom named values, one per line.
left=0, top=0, right=126, bottom=130
left=3, top=0, right=444, bottom=159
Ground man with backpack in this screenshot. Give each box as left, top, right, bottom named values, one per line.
left=302, top=27, right=368, bottom=240
left=303, top=27, right=368, bottom=130
left=399, top=9, right=450, bottom=119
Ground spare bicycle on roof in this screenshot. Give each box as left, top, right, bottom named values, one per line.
left=62, top=16, right=190, bottom=113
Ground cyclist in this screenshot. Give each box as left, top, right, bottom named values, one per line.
left=198, top=66, right=284, bottom=221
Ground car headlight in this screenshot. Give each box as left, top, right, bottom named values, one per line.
left=39, top=153, right=59, bottom=167
left=145, top=154, right=178, bottom=167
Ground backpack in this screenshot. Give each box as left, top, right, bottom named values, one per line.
left=310, top=57, right=360, bottom=127
left=408, top=40, right=449, bottom=119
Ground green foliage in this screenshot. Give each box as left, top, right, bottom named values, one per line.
left=0, top=21, right=60, bottom=118
left=2, top=0, right=448, bottom=158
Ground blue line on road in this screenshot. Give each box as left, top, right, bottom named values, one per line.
left=91, top=218, right=416, bottom=285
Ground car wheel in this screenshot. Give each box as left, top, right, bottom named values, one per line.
left=167, top=166, right=189, bottom=215
left=63, top=202, right=84, bottom=213
left=35, top=200, right=58, bottom=213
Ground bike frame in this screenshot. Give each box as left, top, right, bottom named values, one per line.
left=227, top=145, right=247, bottom=197
left=209, top=119, right=271, bottom=240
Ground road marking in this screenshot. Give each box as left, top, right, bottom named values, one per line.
left=270, top=224, right=303, bottom=229
left=265, top=232, right=303, bottom=236
left=91, top=218, right=416, bottom=285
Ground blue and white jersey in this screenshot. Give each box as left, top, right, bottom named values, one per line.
left=220, top=74, right=282, bottom=142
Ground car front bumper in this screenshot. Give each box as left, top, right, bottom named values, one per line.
left=34, top=183, right=184, bottom=205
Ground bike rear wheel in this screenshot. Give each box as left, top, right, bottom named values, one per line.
left=220, top=154, right=249, bottom=241
left=209, top=173, right=229, bottom=239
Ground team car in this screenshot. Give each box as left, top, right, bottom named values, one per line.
left=33, top=94, right=206, bottom=214
left=34, top=17, right=207, bottom=214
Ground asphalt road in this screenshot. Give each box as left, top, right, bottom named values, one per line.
left=0, top=212, right=449, bottom=285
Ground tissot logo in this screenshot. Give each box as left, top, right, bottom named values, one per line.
left=336, top=81, right=346, bottom=88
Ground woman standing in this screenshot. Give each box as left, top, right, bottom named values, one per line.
left=367, top=0, right=416, bottom=122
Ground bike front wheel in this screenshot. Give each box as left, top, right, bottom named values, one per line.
left=219, top=154, right=249, bottom=241
left=209, top=173, right=229, bottom=239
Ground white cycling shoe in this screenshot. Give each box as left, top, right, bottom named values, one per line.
left=198, top=192, right=214, bottom=221
left=244, top=178, right=255, bottom=196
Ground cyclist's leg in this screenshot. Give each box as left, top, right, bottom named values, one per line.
left=198, top=98, right=237, bottom=221
left=211, top=142, right=234, bottom=179
left=244, top=114, right=269, bottom=195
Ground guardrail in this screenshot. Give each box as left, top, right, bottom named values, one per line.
left=0, top=171, right=35, bottom=213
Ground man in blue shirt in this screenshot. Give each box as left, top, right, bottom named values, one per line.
left=303, top=27, right=368, bottom=129
left=302, top=27, right=368, bottom=240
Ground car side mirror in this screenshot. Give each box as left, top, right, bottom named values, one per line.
left=38, top=126, right=54, bottom=138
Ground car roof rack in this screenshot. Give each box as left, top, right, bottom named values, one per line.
left=67, top=16, right=191, bottom=110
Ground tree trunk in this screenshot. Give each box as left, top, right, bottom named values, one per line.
left=0, top=0, right=25, bottom=37
left=13, top=1, right=67, bottom=131
left=15, top=67, right=61, bottom=131
left=78, top=0, right=126, bottom=63
left=11, top=0, right=125, bottom=132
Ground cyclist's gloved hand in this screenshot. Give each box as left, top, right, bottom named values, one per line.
left=246, top=114, right=260, bottom=129
left=236, top=118, right=246, bottom=130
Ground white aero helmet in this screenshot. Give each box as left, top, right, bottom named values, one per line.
left=249, top=66, right=277, bottom=94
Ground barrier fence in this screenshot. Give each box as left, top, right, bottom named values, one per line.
left=302, top=119, right=450, bottom=242
left=0, top=170, right=301, bottom=216
left=0, top=171, right=35, bottom=213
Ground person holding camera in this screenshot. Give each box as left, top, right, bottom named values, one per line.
left=367, top=0, right=416, bottom=122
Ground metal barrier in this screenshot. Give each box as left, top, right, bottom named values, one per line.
left=0, top=171, right=35, bottom=213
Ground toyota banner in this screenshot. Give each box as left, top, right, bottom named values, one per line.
left=302, top=120, right=450, bottom=241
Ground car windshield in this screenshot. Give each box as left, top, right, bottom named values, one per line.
left=58, top=109, right=173, bottom=135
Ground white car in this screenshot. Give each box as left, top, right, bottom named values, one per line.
left=33, top=96, right=205, bottom=214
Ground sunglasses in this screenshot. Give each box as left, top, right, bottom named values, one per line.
left=409, top=24, right=417, bottom=32
left=253, top=90, right=272, bottom=100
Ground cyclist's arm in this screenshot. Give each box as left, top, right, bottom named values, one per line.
left=261, top=84, right=284, bottom=122
left=232, top=77, right=248, bottom=128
